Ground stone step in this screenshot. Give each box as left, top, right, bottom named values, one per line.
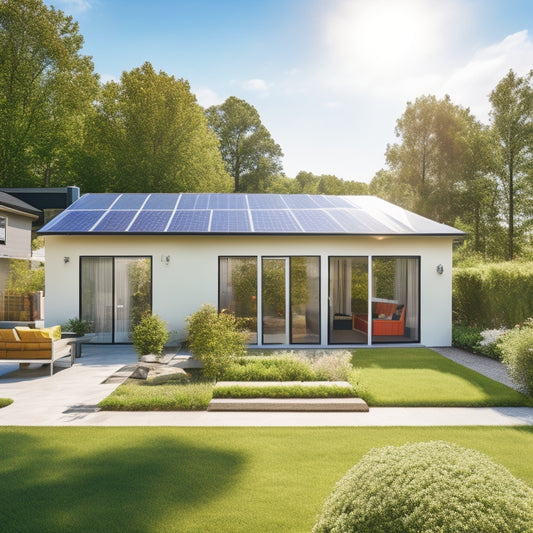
left=208, top=398, right=369, bottom=412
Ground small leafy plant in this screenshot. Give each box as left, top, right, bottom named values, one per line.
left=499, top=320, right=533, bottom=395
left=62, top=317, right=94, bottom=336
left=132, top=313, right=169, bottom=359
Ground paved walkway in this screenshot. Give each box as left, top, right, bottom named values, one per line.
left=0, top=345, right=532, bottom=427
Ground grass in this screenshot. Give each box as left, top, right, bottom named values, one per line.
left=352, top=348, right=533, bottom=407
left=98, top=378, right=214, bottom=411
left=0, top=398, right=13, bottom=408
left=0, top=426, right=532, bottom=532
left=213, top=384, right=357, bottom=399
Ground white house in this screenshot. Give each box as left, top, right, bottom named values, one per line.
left=39, top=193, right=465, bottom=347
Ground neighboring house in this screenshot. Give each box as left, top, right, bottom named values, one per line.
left=39, top=193, right=465, bottom=347
left=0, top=193, right=41, bottom=321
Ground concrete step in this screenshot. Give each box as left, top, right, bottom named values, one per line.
left=208, top=398, right=369, bottom=412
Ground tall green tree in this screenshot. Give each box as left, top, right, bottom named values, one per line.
left=0, top=0, right=98, bottom=187
left=206, top=96, right=283, bottom=192
left=291, top=171, right=368, bottom=195
left=489, top=69, right=533, bottom=260
left=78, top=62, right=231, bottom=193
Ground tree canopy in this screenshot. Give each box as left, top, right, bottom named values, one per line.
left=77, top=62, right=232, bottom=193
left=0, top=0, right=98, bottom=187
left=206, top=96, right=283, bottom=192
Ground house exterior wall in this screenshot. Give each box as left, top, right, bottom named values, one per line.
left=44, top=234, right=454, bottom=347
left=0, top=209, right=33, bottom=260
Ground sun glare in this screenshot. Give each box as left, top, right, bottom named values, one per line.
left=324, top=0, right=442, bottom=82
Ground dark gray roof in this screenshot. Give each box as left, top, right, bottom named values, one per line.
left=39, top=193, right=466, bottom=237
left=0, top=192, right=41, bottom=217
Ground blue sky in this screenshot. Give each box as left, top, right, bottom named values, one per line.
left=51, top=0, right=533, bottom=183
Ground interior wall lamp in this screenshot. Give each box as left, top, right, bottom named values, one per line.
left=436, top=264, right=444, bottom=275
left=64, top=256, right=70, bottom=264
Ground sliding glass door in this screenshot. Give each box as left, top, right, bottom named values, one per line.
left=81, top=256, right=152, bottom=343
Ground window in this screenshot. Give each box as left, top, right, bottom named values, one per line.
left=80, top=256, right=152, bottom=343
left=0, top=216, right=6, bottom=245
left=219, top=257, right=258, bottom=344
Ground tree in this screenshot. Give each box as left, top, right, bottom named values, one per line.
left=0, top=0, right=98, bottom=187
left=206, top=96, right=283, bottom=192
left=489, top=69, right=533, bottom=260
left=291, top=171, right=368, bottom=195
left=78, top=62, right=231, bottom=193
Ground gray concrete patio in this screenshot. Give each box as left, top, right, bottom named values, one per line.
left=0, top=344, right=532, bottom=426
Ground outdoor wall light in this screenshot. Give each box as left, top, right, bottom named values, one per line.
left=161, top=255, right=170, bottom=265
left=64, top=256, right=70, bottom=264
left=436, top=264, right=444, bottom=275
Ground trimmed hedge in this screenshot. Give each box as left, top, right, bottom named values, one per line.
left=0, top=398, right=13, bottom=408
left=453, top=262, right=533, bottom=328
left=313, top=441, right=533, bottom=533
left=213, top=384, right=357, bottom=399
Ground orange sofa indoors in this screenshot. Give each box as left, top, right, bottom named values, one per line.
left=352, top=302, right=405, bottom=336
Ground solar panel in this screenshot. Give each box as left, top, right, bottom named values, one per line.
left=39, top=193, right=466, bottom=236
left=112, top=194, right=148, bottom=210
left=247, top=194, right=286, bottom=209
left=167, top=210, right=210, bottom=232
left=178, top=194, right=209, bottom=209
left=211, top=210, right=250, bottom=232
left=44, top=210, right=105, bottom=232
left=251, top=210, right=301, bottom=232
left=208, top=194, right=248, bottom=209
left=143, top=194, right=180, bottom=210
left=281, top=195, right=319, bottom=209
left=69, top=193, right=118, bottom=210
left=292, top=209, right=345, bottom=232
left=94, top=211, right=137, bottom=232
left=129, top=211, right=173, bottom=232
left=323, top=196, right=353, bottom=207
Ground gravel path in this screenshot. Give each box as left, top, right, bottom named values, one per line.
left=432, top=347, right=522, bottom=392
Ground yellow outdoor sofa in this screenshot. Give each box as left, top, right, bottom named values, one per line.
left=0, top=326, right=73, bottom=376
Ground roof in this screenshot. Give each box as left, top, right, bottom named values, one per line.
left=38, top=193, right=466, bottom=237
left=0, top=192, right=41, bottom=218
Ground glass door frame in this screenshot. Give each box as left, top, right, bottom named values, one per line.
left=79, top=255, right=153, bottom=344
left=261, top=257, right=290, bottom=345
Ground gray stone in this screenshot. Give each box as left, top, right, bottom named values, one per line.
left=130, top=365, right=151, bottom=379
left=140, top=354, right=160, bottom=363
left=147, top=366, right=188, bottom=381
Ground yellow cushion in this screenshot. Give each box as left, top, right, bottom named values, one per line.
left=15, top=327, right=53, bottom=342
left=44, top=325, right=61, bottom=341
left=0, top=329, right=20, bottom=342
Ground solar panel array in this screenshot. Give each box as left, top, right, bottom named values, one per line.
left=40, top=193, right=465, bottom=236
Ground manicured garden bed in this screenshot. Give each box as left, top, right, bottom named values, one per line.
left=213, top=383, right=357, bottom=399
left=0, top=398, right=13, bottom=408
left=0, top=426, right=532, bottom=532
left=352, top=348, right=533, bottom=407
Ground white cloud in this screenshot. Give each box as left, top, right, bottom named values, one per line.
left=242, top=78, right=271, bottom=93
left=442, top=30, right=533, bottom=121
left=193, top=86, right=223, bottom=108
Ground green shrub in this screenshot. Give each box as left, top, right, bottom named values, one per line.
left=213, top=384, right=356, bottom=399
left=62, top=317, right=94, bottom=336
left=500, top=325, right=533, bottom=395
left=186, top=304, right=248, bottom=379
left=222, top=354, right=315, bottom=381
left=454, top=262, right=533, bottom=328
left=132, top=313, right=169, bottom=358
left=452, top=324, right=483, bottom=351
left=313, top=441, right=533, bottom=533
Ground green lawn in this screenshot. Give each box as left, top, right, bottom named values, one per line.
left=352, top=348, right=533, bottom=406
left=1, top=426, right=532, bottom=532
left=0, top=398, right=13, bottom=408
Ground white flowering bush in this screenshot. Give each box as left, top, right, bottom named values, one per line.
left=313, top=441, right=533, bottom=533
left=479, top=328, right=507, bottom=347
left=295, top=350, right=355, bottom=381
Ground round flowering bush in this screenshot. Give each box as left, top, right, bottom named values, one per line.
left=313, top=441, right=533, bottom=533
